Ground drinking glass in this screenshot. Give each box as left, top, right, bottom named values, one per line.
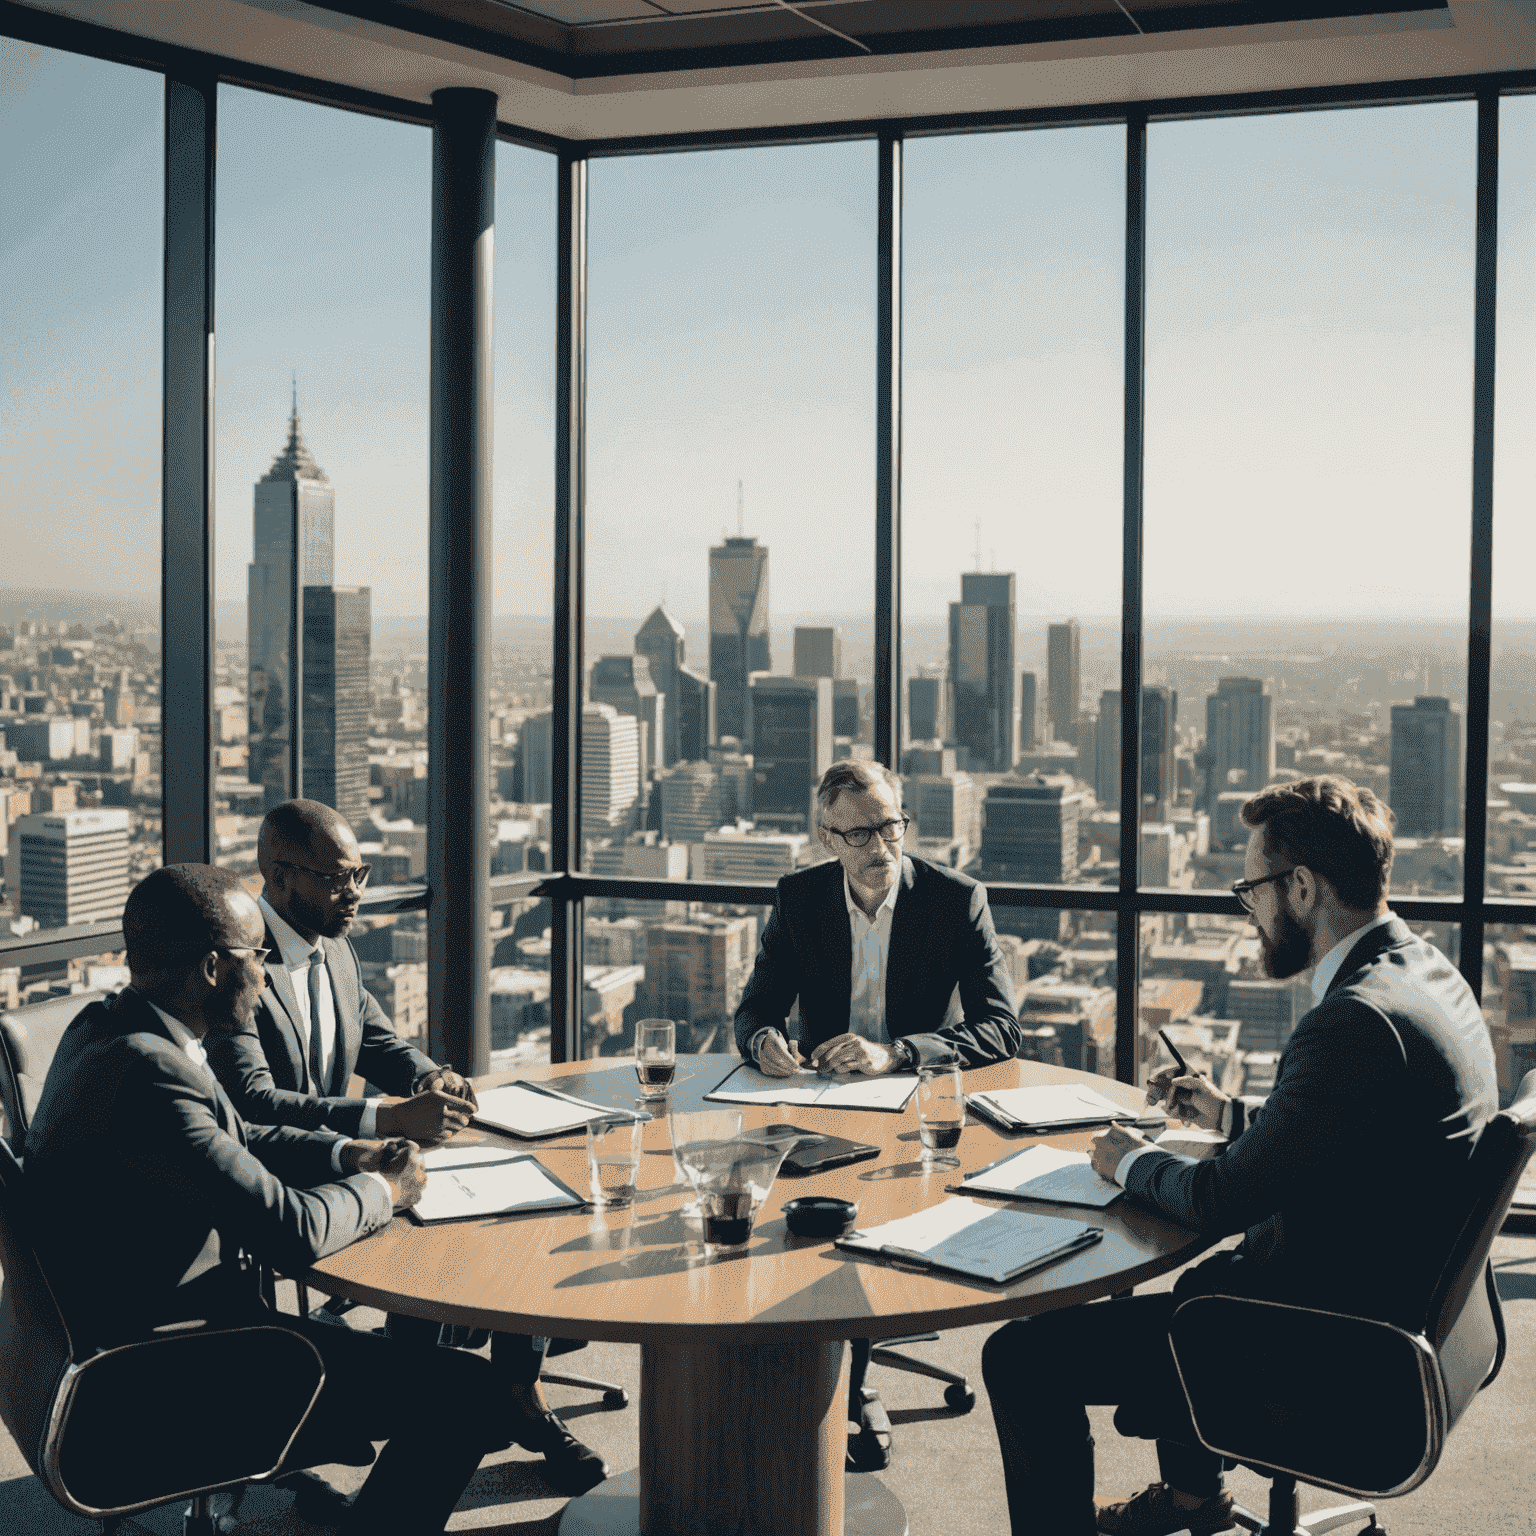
left=671, top=1108, right=741, bottom=1215
left=587, top=1115, right=643, bottom=1209
left=917, top=1065, right=966, bottom=1170
left=634, top=1018, right=677, bottom=1099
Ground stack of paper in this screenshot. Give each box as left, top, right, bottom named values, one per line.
left=471, top=1081, right=647, bottom=1139
left=968, top=1083, right=1158, bottom=1134
left=957, top=1145, right=1122, bottom=1208
left=705, top=1063, right=918, bottom=1113
left=411, top=1145, right=586, bottom=1224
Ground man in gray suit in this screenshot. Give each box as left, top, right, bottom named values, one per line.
left=982, top=776, right=1498, bottom=1536
left=23, top=864, right=499, bottom=1536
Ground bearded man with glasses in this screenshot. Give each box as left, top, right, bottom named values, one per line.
left=734, top=758, right=1023, bottom=1471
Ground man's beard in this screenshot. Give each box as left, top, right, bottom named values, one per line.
left=205, top=971, right=257, bottom=1035
left=291, top=890, right=355, bottom=939
left=1259, top=902, right=1312, bottom=979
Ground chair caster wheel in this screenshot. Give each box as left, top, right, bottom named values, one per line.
left=944, top=1384, right=976, bottom=1412
left=603, top=1388, right=629, bottom=1408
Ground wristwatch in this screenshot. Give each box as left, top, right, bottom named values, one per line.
left=891, top=1038, right=917, bottom=1071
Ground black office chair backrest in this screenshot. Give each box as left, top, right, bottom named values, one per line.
left=0, top=990, right=106, bottom=1149
left=0, top=1139, right=78, bottom=1479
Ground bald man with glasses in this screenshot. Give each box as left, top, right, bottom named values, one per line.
left=734, top=759, right=1023, bottom=1470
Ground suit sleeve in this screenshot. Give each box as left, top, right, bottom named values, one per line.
left=121, top=1051, right=393, bottom=1277
left=902, top=881, right=1024, bottom=1070
left=734, top=883, right=802, bottom=1058
left=205, top=1014, right=369, bottom=1138
left=1123, top=995, right=1406, bottom=1236
left=348, top=942, right=436, bottom=1095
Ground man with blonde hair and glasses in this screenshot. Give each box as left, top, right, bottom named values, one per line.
left=735, top=758, right=1022, bottom=1470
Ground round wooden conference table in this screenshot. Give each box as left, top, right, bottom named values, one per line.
left=306, top=1053, right=1211, bottom=1536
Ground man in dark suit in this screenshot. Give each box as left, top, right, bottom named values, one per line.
left=735, top=759, right=1023, bottom=1470
left=982, top=776, right=1499, bottom=1536
left=205, top=799, right=606, bottom=1496
left=22, top=864, right=500, bottom=1536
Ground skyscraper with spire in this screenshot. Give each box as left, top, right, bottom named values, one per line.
left=708, top=536, right=770, bottom=743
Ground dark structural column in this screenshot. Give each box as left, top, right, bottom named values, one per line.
left=874, top=132, right=903, bottom=769
left=550, top=150, right=588, bottom=1064
left=1460, top=90, right=1500, bottom=998
left=1116, top=115, right=1149, bottom=1085
left=162, top=75, right=217, bottom=868
left=427, top=88, right=496, bottom=1075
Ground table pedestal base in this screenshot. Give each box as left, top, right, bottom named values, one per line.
left=559, top=1469, right=907, bottom=1536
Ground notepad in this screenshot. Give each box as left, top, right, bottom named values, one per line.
left=957, top=1145, right=1122, bottom=1208
left=967, top=1083, right=1160, bottom=1134
left=470, top=1081, right=647, bottom=1139
left=705, top=1063, right=919, bottom=1113
left=410, top=1148, right=586, bottom=1223
left=837, top=1197, right=1102, bottom=1284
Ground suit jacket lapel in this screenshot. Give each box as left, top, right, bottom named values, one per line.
left=1324, top=915, right=1414, bottom=1000
left=134, top=993, right=244, bottom=1143
left=883, top=857, right=918, bottom=1034
left=260, top=925, right=311, bottom=1090
left=322, top=936, right=359, bottom=1096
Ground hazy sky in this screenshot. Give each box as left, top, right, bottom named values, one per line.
left=2, top=39, right=1532, bottom=629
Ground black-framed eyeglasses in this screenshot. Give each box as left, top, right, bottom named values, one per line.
left=216, top=945, right=271, bottom=966
left=277, top=860, right=371, bottom=891
left=1231, top=869, right=1294, bottom=913
left=824, top=816, right=910, bottom=849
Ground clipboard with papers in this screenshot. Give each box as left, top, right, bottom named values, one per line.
left=409, top=1145, right=588, bottom=1224
left=966, top=1083, right=1164, bottom=1135
left=705, top=1063, right=919, bottom=1113
left=955, top=1144, right=1123, bottom=1209
left=470, top=1080, right=650, bottom=1140
left=835, top=1196, right=1103, bottom=1285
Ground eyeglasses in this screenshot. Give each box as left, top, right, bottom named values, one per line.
left=823, top=816, right=910, bottom=849
left=1231, top=869, right=1294, bottom=913
left=277, top=860, right=371, bottom=892
left=216, top=945, right=271, bottom=966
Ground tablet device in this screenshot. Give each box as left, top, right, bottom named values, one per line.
left=781, top=1134, right=881, bottom=1176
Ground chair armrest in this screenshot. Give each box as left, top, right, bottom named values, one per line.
left=45, top=1324, right=325, bottom=1521
left=1168, top=1294, right=1445, bottom=1501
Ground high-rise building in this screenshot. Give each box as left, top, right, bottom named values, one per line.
left=708, top=535, right=771, bottom=741
left=1047, top=619, right=1081, bottom=743
left=582, top=703, right=641, bottom=835
left=1390, top=696, right=1463, bottom=837
left=638, top=913, right=758, bottom=1052
left=658, top=760, right=723, bottom=846
left=103, top=670, right=134, bottom=727
left=676, top=665, right=717, bottom=761
left=1019, top=670, right=1038, bottom=752
left=248, top=405, right=335, bottom=807
left=1205, top=677, right=1273, bottom=807
left=747, top=674, right=832, bottom=834
left=589, top=654, right=665, bottom=780
left=948, top=572, right=1017, bottom=772
left=695, top=829, right=806, bottom=882
left=302, top=585, right=372, bottom=828
left=793, top=626, right=841, bottom=680
left=979, top=774, right=1082, bottom=883
left=635, top=605, right=686, bottom=766
left=908, top=674, right=946, bottom=742
left=833, top=678, right=861, bottom=740
left=518, top=711, right=554, bottom=805
left=909, top=772, right=979, bottom=859
left=1094, top=686, right=1179, bottom=815
left=10, top=808, right=131, bottom=928
left=707, top=741, right=755, bottom=824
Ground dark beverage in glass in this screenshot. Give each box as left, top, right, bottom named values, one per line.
left=703, top=1212, right=753, bottom=1246
left=636, top=1060, right=676, bottom=1090
left=919, top=1121, right=963, bottom=1151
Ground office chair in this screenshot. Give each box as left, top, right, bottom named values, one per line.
left=1162, top=1067, right=1536, bottom=1535
left=0, top=989, right=107, bottom=1149
left=0, top=1141, right=327, bottom=1536
left=870, top=1335, right=976, bottom=1412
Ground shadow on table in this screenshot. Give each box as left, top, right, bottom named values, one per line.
left=859, top=1160, right=929, bottom=1182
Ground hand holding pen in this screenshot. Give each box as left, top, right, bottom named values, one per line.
left=1145, top=1028, right=1231, bottom=1131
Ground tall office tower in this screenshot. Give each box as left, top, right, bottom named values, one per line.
left=518, top=711, right=554, bottom=805
left=103, top=669, right=134, bottom=727
left=979, top=775, right=1083, bottom=884
left=10, top=808, right=131, bottom=928
left=582, top=703, right=641, bottom=835
left=659, top=760, right=724, bottom=845
left=747, top=674, right=832, bottom=834
left=1019, top=671, right=1038, bottom=752
left=248, top=404, right=336, bottom=807
left=300, top=586, right=371, bottom=828
left=1047, top=619, right=1081, bottom=744
left=1390, top=696, right=1463, bottom=837
left=639, top=913, right=757, bottom=1052
left=589, top=654, right=665, bottom=781
left=1205, top=677, right=1274, bottom=807
left=708, top=535, right=771, bottom=741
left=1075, top=713, right=1097, bottom=792
left=707, top=741, right=755, bottom=824
left=1094, top=686, right=1179, bottom=815
left=909, top=772, right=979, bottom=859
left=948, top=572, right=1017, bottom=772
left=833, top=678, right=862, bottom=740
left=793, top=626, right=841, bottom=681
left=908, top=675, right=946, bottom=742
left=676, top=665, right=717, bottom=761
left=635, top=604, right=686, bottom=766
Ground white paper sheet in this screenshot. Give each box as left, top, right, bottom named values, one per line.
left=412, top=1152, right=584, bottom=1223
left=958, top=1145, right=1122, bottom=1208
left=471, top=1081, right=634, bottom=1139
left=970, top=1083, right=1140, bottom=1129
left=705, top=1064, right=918, bottom=1112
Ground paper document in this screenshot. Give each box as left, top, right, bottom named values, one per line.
left=968, top=1083, right=1155, bottom=1133
left=958, top=1145, right=1122, bottom=1208
left=705, top=1063, right=918, bottom=1113
left=471, top=1081, right=644, bottom=1139
left=838, top=1197, right=1102, bottom=1284
left=411, top=1150, right=585, bottom=1223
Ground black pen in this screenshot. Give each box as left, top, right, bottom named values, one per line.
left=1157, top=1029, right=1188, bottom=1077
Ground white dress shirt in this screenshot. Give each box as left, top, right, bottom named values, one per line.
left=1112, top=911, right=1399, bottom=1187
left=259, top=894, right=381, bottom=1137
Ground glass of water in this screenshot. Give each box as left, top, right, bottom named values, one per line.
left=917, top=1065, right=965, bottom=1171
left=634, top=1018, right=676, bottom=1099
left=588, top=1115, right=643, bottom=1209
